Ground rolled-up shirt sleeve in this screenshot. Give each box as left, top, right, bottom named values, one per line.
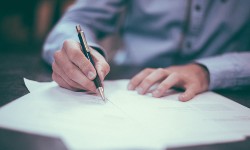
left=42, top=0, right=125, bottom=65
left=196, top=52, right=250, bottom=90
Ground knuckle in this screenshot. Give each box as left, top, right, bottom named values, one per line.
left=133, top=76, right=142, bottom=83
left=68, top=50, right=79, bottom=61
left=160, top=82, right=169, bottom=89
left=104, top=63, right=110, bottom=73
left=144, top=68, right=153, bottom=73
left=62, top=39, right=73, bottom=49
left=156, top=68, right=164, bottom=73
left=77, top=60, right=87, bottom=72
left=66, top=68, right=77, bottom=78
left=83, top=61, right=94, bottom=73
left=143, top=78, right=153, bottom=86
left=53, top=51, right=61, bottom=61
left=52, top=62, right=56, bottom=71
left=155, top=68, right=167, bottom=76
left=159, top=82, right=168, bottom=90
left=163, top=69, right=170, bottom=75
left=156, top=86, right=165, bottom=93
left=171, top=72, right=180, bottom=78
left=64, top=78, right=77, bottom=88
left=129, top=78, right=137, bottom=85
left=101, top=62, right=110, bottom=75
left=95, top=62, right=101, bottom=69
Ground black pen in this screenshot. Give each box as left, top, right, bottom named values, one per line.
left=76, top=25, right=106, bottom=101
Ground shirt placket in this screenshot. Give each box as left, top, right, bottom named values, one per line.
left=182, top=0, right=207, bottom=56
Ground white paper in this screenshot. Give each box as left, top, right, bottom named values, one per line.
left=0, top=79, right=249, bottom=149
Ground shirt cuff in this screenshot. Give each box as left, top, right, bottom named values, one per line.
left=195, top=56, right=237, bottom=90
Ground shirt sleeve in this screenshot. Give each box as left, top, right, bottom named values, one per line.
left=42, top=0, right=126, bottom=65
left=195, top=52, right=250, bottom=90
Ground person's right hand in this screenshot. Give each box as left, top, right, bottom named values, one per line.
left=52, top=39, right=110, bottom=92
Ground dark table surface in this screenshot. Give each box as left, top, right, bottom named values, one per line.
left=0, top=50, right=250, bottom=150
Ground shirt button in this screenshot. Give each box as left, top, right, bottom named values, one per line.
left=195, top=4, right=201, bottom=11
left=186, top=41, right=192, bottom=49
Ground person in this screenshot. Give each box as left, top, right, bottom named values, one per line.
left=43, top=0, right=250, bottom=102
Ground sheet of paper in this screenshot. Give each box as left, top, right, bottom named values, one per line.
left=0, top=79, right=249, bottom=149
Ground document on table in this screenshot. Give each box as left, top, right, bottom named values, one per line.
left=0, top=79, right=250, bottom=149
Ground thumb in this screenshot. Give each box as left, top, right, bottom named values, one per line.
left=179, top=85, right=198, bottom=102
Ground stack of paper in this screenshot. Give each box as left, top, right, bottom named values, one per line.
left=0, top=79, right=249, bottom=149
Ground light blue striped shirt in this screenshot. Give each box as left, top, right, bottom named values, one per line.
left=43, top=0, right=250, bottom=90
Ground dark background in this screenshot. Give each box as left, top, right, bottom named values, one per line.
left=0, top=0, right=74, bottom=53
left=0, top=0, right=75, bottom=105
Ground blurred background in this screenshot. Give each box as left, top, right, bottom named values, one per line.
left=0, top=0, right=120, bottom=60
left=0, top=0, right=75, bottom=53
left=0, top=0, right=76, bottom=106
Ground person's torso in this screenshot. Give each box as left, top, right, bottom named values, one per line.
left=115, top=0, right=250, bottom=67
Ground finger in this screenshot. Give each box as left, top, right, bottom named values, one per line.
left=152, top=73, right=180, bottom=98
left=62, top=39, right=97, bottom=80
left=52, top=72, right=78, bottom=91
left=91, top=49, right=110, bottom=81
left=65, top=52, right=96, bottom=91
left=52, top=61, right=87, bottom=90
left=52, top=57, right=96, bottom=92
left=128, top=68, right=154, bottom=90
left=136, top=68, right=168, bottom=95
left=179, top=85, right=199, bottom=102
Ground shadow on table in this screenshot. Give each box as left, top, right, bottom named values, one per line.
left=0, top=128, right=67, bottom=150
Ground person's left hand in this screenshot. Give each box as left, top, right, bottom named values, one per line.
left=127, top=63, right=210, bottom=102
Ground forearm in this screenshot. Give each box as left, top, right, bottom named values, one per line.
left=196, top=52, right=250, bottom=90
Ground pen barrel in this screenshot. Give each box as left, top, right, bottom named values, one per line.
left=78, top=33, right=88, bottom=57
left=78, top=33, right=102, bottom=88
left=88, top=54, right=102, bottom=88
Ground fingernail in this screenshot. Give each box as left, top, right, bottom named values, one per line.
left=88, top=72, right=96, bottom=80
left=127, top=84, right=134, bottom=90
left=179, top=94, right=186, bottom=102
left=152, top=90, right=160, bottom=97
left=136, top=87, right=143, bottom=94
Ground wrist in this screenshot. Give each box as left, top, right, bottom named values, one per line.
left=190, top=63, right=210, bottom=90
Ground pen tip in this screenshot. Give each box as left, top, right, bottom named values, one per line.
left=100, top=91, right=106, bottom=101
left=97, top=87, right=106, bottom=102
